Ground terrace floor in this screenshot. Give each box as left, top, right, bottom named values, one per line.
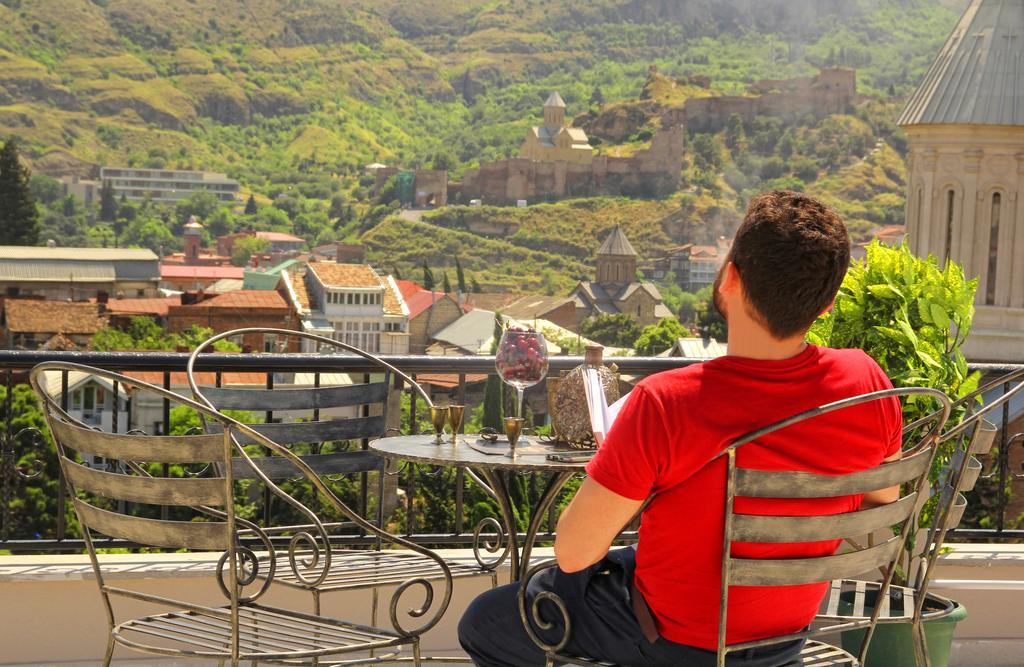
left=2, top=544, right=1023, bottom=666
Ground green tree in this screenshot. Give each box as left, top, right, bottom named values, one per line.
left=455, top=256, right=466, bottom=294
left=690, top=133, right=720, bottom=173
left=99, top=180, right=117, bottom=222
left=122, top=213, right=175, bottom=255
left=430, top=151, right=456, bottom=172
left=481, top=316, right=505, bottom=431
left=724, top=114, right=747, bottom=153
left=244, top=193, right=258, bottom=215
left=0, top=138, right=40, bottom=246
left=695, top=285, right=728, bottom=341
left=471, top=275, right=482, bottom=293
left=175, top=191, right=221, bottom=229
left=231, top=235, right=271, bottom=266
left=634, top=317, right=687, bottom=355
left=422, top=262, right=435, bottom=290
left=580, top=313, right=641, bottom=348
left=442, top=271, right=452, bottom=294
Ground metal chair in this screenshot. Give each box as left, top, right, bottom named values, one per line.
left=518, top=387, right=951, bottom=667
left=186, top=329, right=501, bottom=622
left=817, top=368, right=1024, bottom=666
left=31, top=361, right=452, bottom=666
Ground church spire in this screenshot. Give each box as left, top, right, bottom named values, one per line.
left=543, top=91, right=566, bottom=129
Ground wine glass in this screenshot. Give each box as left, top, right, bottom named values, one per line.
left=495, top=327, right=549, bottom=420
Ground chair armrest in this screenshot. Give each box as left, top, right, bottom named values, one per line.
left=517, top=559, right=572, bottom=654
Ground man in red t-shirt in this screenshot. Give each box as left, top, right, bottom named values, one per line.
left=459, top=191, right=902, bottom=666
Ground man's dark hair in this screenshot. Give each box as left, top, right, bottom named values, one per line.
left=728, top=190, right=850, bottom=339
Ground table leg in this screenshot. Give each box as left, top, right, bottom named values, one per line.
left=473, top=467, right=577, bottom=582
left=476, top=467, right=521, bottom=581
left=519, top=470, right=575, bottom=578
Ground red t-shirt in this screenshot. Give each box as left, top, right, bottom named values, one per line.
left=586, top=344, right=901, bottom=650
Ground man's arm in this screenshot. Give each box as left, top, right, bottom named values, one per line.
left=860, top=449, right=902, bottom=509
left=554, top=477, right=644, bottom=573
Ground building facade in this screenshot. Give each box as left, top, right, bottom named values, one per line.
left=899, top=0, right=1024, bottom=362
left=0, top=246, right=160, bottom=301
left=2, top=300, right=107, bottom=350
left=166, top=290, right=300, bottom=352
left=520, top=92, right=594, bottom=164
left=571, top=226, right=673, bottom=327
left=284, top=264, right=410, bottom=354
left=100, top=167, right=240, bottom=203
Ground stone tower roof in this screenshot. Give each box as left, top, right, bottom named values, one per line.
left=898, top=0, right=1024, bottom=127
left=544, top=91, right=566, bottom=108
left=597, top=225, right=638, bottom=257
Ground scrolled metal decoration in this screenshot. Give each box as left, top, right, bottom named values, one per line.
left=518, top=560, right=572, bottom=654
left=287, top=530, right=331, bottom=587
left=216, top=545, right=273, bottom=604
left=472, top=516, right=511, bottom=570
left=11, top=427, right=46, bottom=479
left=388, top=576, right=435, bottom=637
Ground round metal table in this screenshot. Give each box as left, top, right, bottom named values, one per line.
left=369, top=433, right=587, bottom=581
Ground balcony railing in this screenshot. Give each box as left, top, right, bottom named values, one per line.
left=1, top=350, right=1021, bottom=553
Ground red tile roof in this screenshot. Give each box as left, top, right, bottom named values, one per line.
left=99, top=296, right=181, bottom=317
left=160, top=265, right=245, bottom=280
left=404, top=289, right=452, bottom=319
left=3, top=300, right=107, bottom=334
left=395, top=279, right=424, bottom=301
left=256, top=231, right=305, bottom=243
left=382, top=278, right=405, bottom=317
left=194, top=290, right=289, bottom=310
left=287, top=270, right=312, bottom=312
left=415, top=373, right=488, bottom=389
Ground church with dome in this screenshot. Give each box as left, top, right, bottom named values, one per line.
left=899, top=0, right=1024, bottom=362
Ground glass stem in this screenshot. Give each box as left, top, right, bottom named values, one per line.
left=517, top=386, right=524, bottom=419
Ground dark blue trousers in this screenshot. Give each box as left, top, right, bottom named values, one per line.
left=458, top=546, right=804, bottom=667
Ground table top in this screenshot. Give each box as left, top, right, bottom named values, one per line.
left=369, top=433, right=590, bottom=472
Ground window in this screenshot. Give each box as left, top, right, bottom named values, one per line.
left=944, top=189, right=955, bottom=264
left=986, top=193, right=1001, bottom=306
left=263, top=333, right=278, bottom=353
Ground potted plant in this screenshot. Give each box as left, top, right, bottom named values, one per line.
left=807, top=241, right=979, bottom=667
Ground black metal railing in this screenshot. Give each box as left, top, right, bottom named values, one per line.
left=0, top=350, right=1021, bottom=553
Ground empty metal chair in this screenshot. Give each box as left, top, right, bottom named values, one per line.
left=518, top=387, right=951, bottom=667
left=32, top=361, right=451, bottom=666
left=186, top=328, right=501, bottom=620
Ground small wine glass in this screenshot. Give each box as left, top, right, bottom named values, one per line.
left=430, top=406, right=449, bottom=445
left=495, top=327, right=550, bottom=419
left=448, top=405, right=465, bottom=444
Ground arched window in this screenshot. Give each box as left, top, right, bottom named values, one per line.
left=944, top=189, right=955, bottom=264
left=985, top=193, right=1001, bottom=306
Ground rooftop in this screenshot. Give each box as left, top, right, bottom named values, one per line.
left=308, top=262, right=382, bottom=289
left=898, top=0, right=1024, bottom=127
left=2, top=300, right=107, bottom=334
left=596, top=225, right=638, bottom=257
left=192, top=290, right=289, bottom=310
left=160, top=265, right=246, bottom=280
left=0, top=246, right=158, bottom=261
left=98, top=296, right=181, bottom=317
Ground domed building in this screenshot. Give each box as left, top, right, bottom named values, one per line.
left=899, top=0, right=1024, bottom=362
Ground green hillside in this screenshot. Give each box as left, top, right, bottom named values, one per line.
left=0, top=0, right=963, bottom=292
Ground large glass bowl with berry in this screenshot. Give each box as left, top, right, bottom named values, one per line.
left=495, top=325, right=549, bottom=418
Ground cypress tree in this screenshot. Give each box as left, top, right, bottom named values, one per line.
left=421, top=261, right=435, bottom=290
left=481, top=314, right=505, bottom=430
left=244, top=193, right=258, bottom=215
left=0, top=138, right=40, bottom=246
left=442, top=271, right=452, bottom=294
left=455, top=256, right=466, bottom=294
left=99, top=179, right=117, bottom=222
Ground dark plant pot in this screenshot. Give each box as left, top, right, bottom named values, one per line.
left=840, top=600, right=967, bottom=667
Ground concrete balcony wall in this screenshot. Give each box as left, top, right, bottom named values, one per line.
left=1, top=545, right=1023, bottom=666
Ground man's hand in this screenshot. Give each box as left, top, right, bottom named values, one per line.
left=554, top=477, right=645, bottom=573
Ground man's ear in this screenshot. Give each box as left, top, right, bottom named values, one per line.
left=719, top=261, right=739, bottom=294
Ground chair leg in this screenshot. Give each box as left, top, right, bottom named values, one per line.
left=490, top=571, right=498, bottom=589
left=101, top=635, right=114, bottom=667
left=312, top=589, right=321, bottom=667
